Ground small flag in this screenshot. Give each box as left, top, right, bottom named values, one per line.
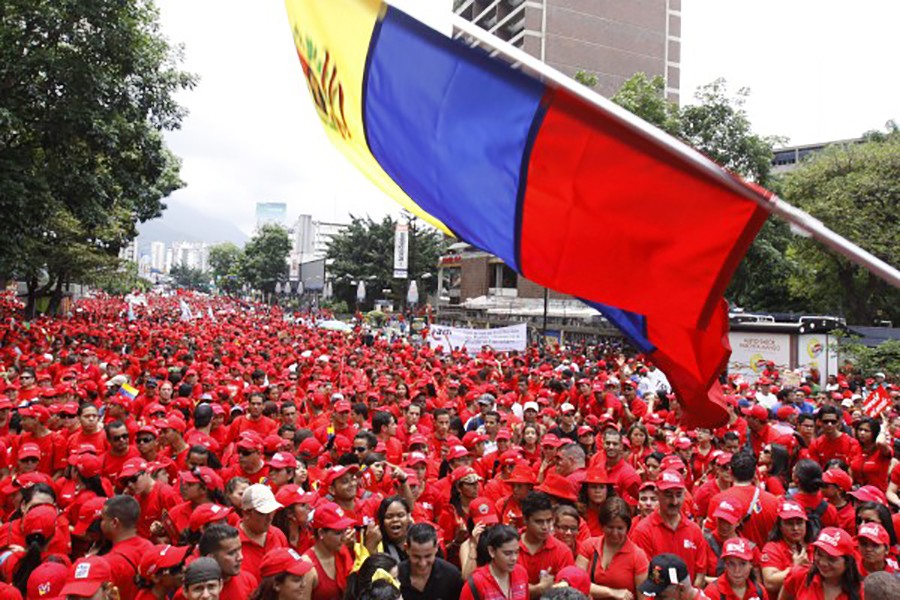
left=119, top=383, right=139, bottom=401
left=863, top=387, right=891, bottom=418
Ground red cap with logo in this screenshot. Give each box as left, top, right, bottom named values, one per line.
left=657, top=469, right=686, bottom=491
left=468, top=496, right=499, bottom=525
left=721, top=537, right=756, bottom=561
left=812, top=527, right=856, bottom=557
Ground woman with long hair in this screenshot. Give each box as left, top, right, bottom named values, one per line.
left=365, top=496, right=413, bottom=562
left=273, top=485, right=316, bottom=554
left=4, top=505, right=71, bottom=596
left=578, top=467, right=615, bottom=536
left=460, top=525, right=528, bottom=600
left=165, top=467, right=227, bottom=539
left=342, top=553, right=399, bottom=600
left=851, top=416, right=892, bottom=491
left=855, top=501, right=898, bottom=548
left=758, top=443, right=789, bottom=496
left=438, top=467, right=481, bottom=564
left=520, top=424, right=542, bottom=465
left=302, top=502, right=355, bottom=600
left=705, top=537, right=769, bottom=600
left=761, top=500, right=815, bottom=598
left=778, top=527, right=862, bottom=600
left=248, top=547, right=313, bottom=600
left=576, top=497, right=648, bottom=600
left=625, top=423, right=651, bottom=470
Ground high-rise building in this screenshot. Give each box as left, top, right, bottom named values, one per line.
left=288, top=214, right=348, bottom=279
left=150, top=242, right=166, bottom=272
left=454, top=0, right=681, bottom=101
left=255, top=202, right=288, bottom=230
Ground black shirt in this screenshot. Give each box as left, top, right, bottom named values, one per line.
left=398, top=557, right=463, bottom=600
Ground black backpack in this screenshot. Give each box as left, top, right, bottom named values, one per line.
left=805, top=500, right=829, bottom=539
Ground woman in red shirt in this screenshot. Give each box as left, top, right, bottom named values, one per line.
left=851, top=417, right=892, bottom=491
left=761, top=500, right=814, bottom=599
left=779, top=528, right=863, bottom=600
left=704, top=537, right=768, bottom=600
left=579, top=467, right=613, bottom=536
left=857, top=522, right=897, bottom=577
left=575, top=497, right=649, bottom=600
left=460, top=524, right=529, bottom=600
left=626, top=423, right=652, bottom=470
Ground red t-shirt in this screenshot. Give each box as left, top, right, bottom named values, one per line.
left=517, top=535, right=574, bottom=583
left=782, top=565, right=855, bottom=600
left=851, top=445, right=892, bottom=491
left=709, top=485, right=779, bottom=548
left=808, top=434, right=860, bottom=468
left=106, top=535, right=155, bottom=600
left=631, top=511, right=709, bottom=579
left=705, top=574, right=769, bottom=600
left=578, top=536, right=649, bottom=595
left=100, top=446, right=140, bottom=480
left=460, top=564, right=529, bottom=600
left=238, top=524, right=288, bottom=580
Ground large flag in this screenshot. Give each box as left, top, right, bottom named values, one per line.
left=284, top=0, right=772, bottom=426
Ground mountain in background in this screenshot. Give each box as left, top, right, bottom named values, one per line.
left=136, top=201, right=250, bottom=251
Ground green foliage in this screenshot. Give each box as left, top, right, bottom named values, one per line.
left=781, top=132, right=900, bottom=324
left=94, top=261, right=150, bottom=295
left=169, top=264, right=211, bottom=293
left=326, top=213, right=448, bottom=311
left=837, top=336, right=900, bottom=378
left=0, top=0, right=195, bottom=311
left=680, top=79, right=785, bottom=186
left=611, top=73, right=681, bottom=137
left=321, top=299, right=349, bottom=315
left=574, top=70, right=598, bottom=89
left=240, top=225, right=291, bottom=295
left=208, top=242, right=244, bottom=295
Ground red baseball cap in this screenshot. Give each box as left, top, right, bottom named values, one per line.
left=73, top=496, right=107, bottom=536
left=712, top=498, right=744, bottom=525
left=657, top=469, right=686, bottom=491
left=118, top=457, right=148, bottom=480
left=275, top=484, right=317, bottom=507
left=311, top=502, right=355, bottom=530
left=60, top=556, right=112, bottom=597
left=777, top=500, right=808, bottom=521
left=19, top=404, right=50, bottom=423
left=267, top=452, right=298, bottom=470
left=23, top=505, right=58, bottom=539
left=468, top=496, right=499, bottom=525
left=741, top=405, right=768, bottom=421
left=139, top=544, right=191, bottom=579
left=325, top=465, right=359, bottom=487
left=541, top=434, right=564, bottom=448
left=405, top=452, right=428, bottom=467
left=180, top=467, right=223, bottom=492
left=812, top=527, right=856, bottom=557
left=823, top=468, right=853, bottom=493
left=555, top=565, right=591, bottom=596
left=260, top=548, right=313, bottom=578
left=858, top=522, right=890, bottom=546
left=446, top=445, right=470, bottom=461
left=850, top=485, right=888, bottom=506
left=333, top=400, right=351, bottom=413
left=451, top=466, right=481, bottom=484
left=189, top=503, right=232, bottom=531
left=18, top=443, right=41, bottom=460
left=721, top=537, right=756, bottom=561
left=27, top=561, right=67, bottom=599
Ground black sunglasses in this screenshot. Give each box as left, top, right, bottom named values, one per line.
left=111, top=433, right=130, bottom=442
left=136, top=436, right=155, bottom=445
left=353, top=447, right=368, bottom=453
left=238, top=449, right=257, bottom=457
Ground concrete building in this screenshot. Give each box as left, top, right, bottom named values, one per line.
left=170, top=241, right=211, bottom=273
left=454, top=0, right=681, bottom=101
left=149, top=242, right=166, bottom=272
left=288, top=214, right=348, bottom=279
left=772, top=138, right=862, bottom=174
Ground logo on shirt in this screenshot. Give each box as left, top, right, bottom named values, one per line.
left=683, top=539, right=697, bottom=550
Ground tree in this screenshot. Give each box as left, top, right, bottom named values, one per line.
left=574, top=70, right=598, bottom=89
left=240, top=224, right=291, bottom=297
left=781, top=131, right=900, bottom=324
left=836, top=335, right=900, bottom=378
left=326, top=213, right=447, bottom=311
left=208, top=242, right=244, bottom=295
left=169, top=264, right=211, bottom=293
left=0, top=0, right=195, bottom=315
left=610, top=73, right=681, bottom=137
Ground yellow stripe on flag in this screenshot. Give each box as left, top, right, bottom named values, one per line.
left=284, top=0, right=451, bottom=235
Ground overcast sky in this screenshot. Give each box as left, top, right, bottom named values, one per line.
left=155, top=0, right=899, bottom=235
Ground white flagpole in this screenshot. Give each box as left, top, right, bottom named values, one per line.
left=440, top=10, right=900, bottom=289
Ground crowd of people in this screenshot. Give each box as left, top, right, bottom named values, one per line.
left=0, top=290, right=897, bottom=600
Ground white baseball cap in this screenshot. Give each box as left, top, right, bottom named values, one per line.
left=242, top=484, right=283, bottom=514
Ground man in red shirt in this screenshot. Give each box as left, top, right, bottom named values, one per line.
left=119, top=456, right=180, bottom=540
left=100, top=495, right=155, bottom=600
left=709, top=451, right=779, bottom=548
left=592, top=429, right=641, bottom=504
left=13, top=404, right=65, bottom=477
left=223, top=433, right=269, bottom=485
left=742, top=404, right=779, bottom=456
left=809, top=406, right=861, bottom=467
left=227, top=392, right=277, bottom=443
left=517, top=491, right=574, bottom=596
left=100, top=420, right=140, bottom=480
left=198, top=523, right=258, bottom=600
left=631, top=469, right=709, bottom=586
left=237, top=484, right=288, bottom=580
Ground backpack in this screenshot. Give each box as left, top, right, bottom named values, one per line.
left=704, top=531, right=726, bottom=576
left=805, top=500, right=829, bottom=539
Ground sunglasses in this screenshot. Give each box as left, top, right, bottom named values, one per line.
left=111, top=433, right=130, bottom=442
left=20, top=457, right=39, bottom=464
left=136, top=436, right=155, bottom=445
left=821, top=419, right=839, bottom=425
left=120, top=473, right=143, bottom=486
left=353, top=447, right=368, bottom=453
left=238, top=449, right=257, bottom=457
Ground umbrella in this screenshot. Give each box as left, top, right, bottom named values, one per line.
left=322, top=281, right=332, bottom=299
left=356, top=281, right=366, bottom=303
left=317, top=320, right=353, bottom=333
left=407, top=280, right=419, bottom=305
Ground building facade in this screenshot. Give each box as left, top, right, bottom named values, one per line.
left=454, top=0, right=681, bottom=101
